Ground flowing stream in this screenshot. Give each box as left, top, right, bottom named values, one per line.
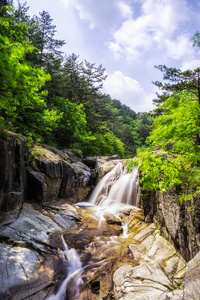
left=47, top=162, right=140, bottom=299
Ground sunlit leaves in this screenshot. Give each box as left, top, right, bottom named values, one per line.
left=138, top=91, right=200, bottom=197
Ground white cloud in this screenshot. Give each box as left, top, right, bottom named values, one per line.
left=61, top=0, right=134, bottom=31
left=164, top=35, right=193, bottom=60
left=103, top=71, right=155, bottom=112
left=181, top=59, right=200, bottom=71
left=108, top=0, right=190, bottom=61
left=117, top=1, right=133, bottom=19
left=61, top=0, right=77, bottom=8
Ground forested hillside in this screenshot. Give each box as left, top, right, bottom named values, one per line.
left=0, top=0, right=152, bottom=157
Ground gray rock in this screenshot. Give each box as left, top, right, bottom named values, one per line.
left=72, top=161, right=91, bottom=188
left=166, top=290, right=184, bottom=300
left=113, top=260, right=172, bottom=300
left=0, top=136, right=27, bottom=213
left=82, top=156, right=97, bottom=168
left=0, top=203, right=62, bottom=250
left=0, top=201, right=79, bottom=299
left=142, top=188, right=200, bottom=261
left=0, top=244, right=45, bottom=300
left=38, top=158, right=63, bottom=178
left=183, top=251, right=200, bottom=299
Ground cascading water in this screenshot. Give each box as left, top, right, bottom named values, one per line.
left=47, top=235, right=83, bottom=300
left=89, top=162, right=140, bottom=213
left=47, top=161, right=141, bottom=299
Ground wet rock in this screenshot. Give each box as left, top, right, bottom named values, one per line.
left=72, top=161, right=91, bottom=188
left=113, top=212, right=187, bottom=300
left=96, top=157, right=123, bottom=180
left=104, top=214, right=123, bottom=225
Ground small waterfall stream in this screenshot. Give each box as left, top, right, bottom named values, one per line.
left=47, top=162, right=141, bottom=300
left=89, top=162, right=140, bottom=209
left=47, top=235, right=83, bottom=300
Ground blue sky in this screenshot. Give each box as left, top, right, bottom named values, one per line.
left=13, top=0, right=200, bottom=112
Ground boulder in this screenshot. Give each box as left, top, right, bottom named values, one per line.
left=0, top=202, right=80, bottom=300
left=113, top=260, right=173, bottom=300
left=82, top=156, right=97, bottom=168
left=96, top=156, right=122, bottom=180
left=27, top=145, right=93, bottom=204
left=183, top=251, right=200, bottom=299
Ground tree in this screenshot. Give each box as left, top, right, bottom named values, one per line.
left=63, top=54, right=109, bottom=132
left=153, top=65, right=200, bottom=103
left=22, top=10, right=65, bottom=70
left=153, top=64, right=200, bottom=144
left=0, top=4, right=61, bottom=141
left=138, top=91, right=200, bottom=200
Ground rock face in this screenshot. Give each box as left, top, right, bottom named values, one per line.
left=0, top=134, right=28, bottom=215
left=0, top=135, right=94, bottom=221
left=183, top=251, right=200, bottom=299
left=27, top=145, right=93, bottom=205
left=96, top=155, right=121, bottom=180
left=142, top=189, right=200, bottom=261
left=0, top=201, right=81, bottom=300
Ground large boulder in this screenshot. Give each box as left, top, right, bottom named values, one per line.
left=27, top=145, right=93, bottom=204
left=96, top=155, right=122, bottom=180
left=114, top=260, right=174, bottom=300
left=0, top=202, right=81, bottom=300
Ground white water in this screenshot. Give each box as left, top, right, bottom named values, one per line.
left=47, top=235, right=83, bottom=300
left=48, top=162, right=140, bottom=299
left=121, top=222, right=129, bottom=238
left=89, top=162, right=124, bottom=206
left=89, top=162, right=140, bottom=213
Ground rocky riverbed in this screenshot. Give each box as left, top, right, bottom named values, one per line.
left=0, top=135, right=200, bottom=299
left=0, top=198, right=199, bottom=299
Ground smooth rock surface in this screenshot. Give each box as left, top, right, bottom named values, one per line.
left=114, top=260, right=173, bottom=300
left=0, top=202, right=80, bottom=299
left=183, top=251, right=200, bottom=300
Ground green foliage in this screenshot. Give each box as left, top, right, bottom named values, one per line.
left=138, top=91, right=200, bottom=200
left=0, top=1, right=151, bottom=158
left=125, top=157, right=140, bottom=173
left=82, top=126, right=125, bottom=157
left=106, top=99, right=153, bottom=156
left=192, top=31, right=200, bottom=48
left=0, top=3, right=62, bottom=143
left=153, top=65, right=200, bottom=104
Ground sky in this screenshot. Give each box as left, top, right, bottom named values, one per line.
left=13, top=0, right=200, bottom=112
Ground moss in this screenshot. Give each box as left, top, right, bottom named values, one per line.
left=30, top=145, right=60, bottom=162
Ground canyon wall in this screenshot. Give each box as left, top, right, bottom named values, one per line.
left=142, top=188, right=200, bottom=261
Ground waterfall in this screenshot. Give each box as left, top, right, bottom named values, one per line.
left=48, top=161, right=140, bottom=300
left=89, top=162, right=140, bottom=210
left=47, top=235, right=83, bottom=300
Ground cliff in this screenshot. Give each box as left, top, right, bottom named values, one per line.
left=142, top=188, right=200, bottom=262
left=0, top=133, right=95, bottom=222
